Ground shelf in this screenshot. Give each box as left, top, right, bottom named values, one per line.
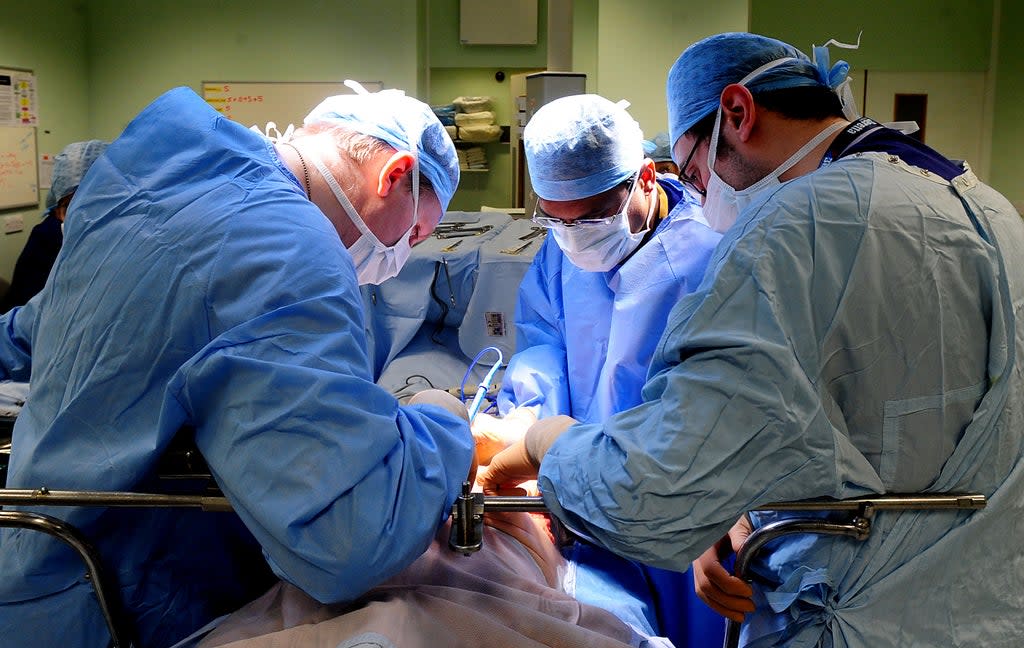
left=460, top=167, right=490, bottom=173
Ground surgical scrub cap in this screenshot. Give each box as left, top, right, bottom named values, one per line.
left=667, top=32, right=853, bottom=158
left=45, top=140, right=108, bottom=213
left=642, top=132, right=674, bottom=163
left=304, top=84, right=460, bottom=212
left=524, top=94, right=643, bottom=202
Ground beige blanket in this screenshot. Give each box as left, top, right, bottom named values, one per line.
left=197, top=512, right=655, bottom=648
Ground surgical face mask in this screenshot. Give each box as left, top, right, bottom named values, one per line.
left=534, top=174, right=648, bottom=272
left=308, top=154, right=417, bottom=285
left=702, top=58, right=847, bottom=233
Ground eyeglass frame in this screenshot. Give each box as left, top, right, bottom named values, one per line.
left=677, top=133, right=706, bottom=198
left=531, top=173, right=639, bottom=229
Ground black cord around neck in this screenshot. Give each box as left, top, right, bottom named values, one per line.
left=282, top=142, right=311, bottom=200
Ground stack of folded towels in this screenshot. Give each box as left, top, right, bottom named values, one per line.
left=452, top=96, right=501, bottom=144
left=456, top=146, right=489, bottom=171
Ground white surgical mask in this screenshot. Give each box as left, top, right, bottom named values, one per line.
left=702, top=58, right=847, bottom=233
left=309, top=155, right=417, bottom=285
left=541, top=174, right=649, bottom=272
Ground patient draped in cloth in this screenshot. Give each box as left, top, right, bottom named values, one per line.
left=185, top=388, right=668, bottom=648
left=190, top=511, right=669, bottom=648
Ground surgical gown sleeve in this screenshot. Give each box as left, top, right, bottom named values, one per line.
left=0, top=299, right=37, bottom=381
left=536, top=172, right=885, bottom=570
left=171, top=205, right=474, bottom=604
left=497, top=237, right=571, bottom=417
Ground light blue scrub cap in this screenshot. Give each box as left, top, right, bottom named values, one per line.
left=45, top=139, right=108, bottom=213
left=642, top=131, right=674, bottom=163
left=304, top=86, right=460, bottom=212
left=667, top=32, right=852, bottom=159
left=524, top=94, right=643, bottom=201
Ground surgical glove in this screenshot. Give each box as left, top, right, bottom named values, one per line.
left=524, top=414, right=577, bottom=464
left=479, top=414, right=577, bottom=495
left=692, top=515, right=755, bottom=623
left=409, top=389, right=477, bottom=484
left=471, top=407, right=538, bottom=466
left=409, top=388, right=470, bottom=422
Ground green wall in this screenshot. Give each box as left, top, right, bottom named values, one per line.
left=751, top=0, right=994, bottom=72
left=990, top=0, right=1023, bottom=208
left=751, top=0, right=1021, bottom=206
left=593, top=0, right=749, bottom=141
left=85, top=0, right=422, bottom=139
left=0, top=0, right=90, bottom=285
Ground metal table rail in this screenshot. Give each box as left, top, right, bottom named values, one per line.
left=0, top=487, right=234, bottom=648
left=722, top=493, right=987, bottom=648
left=1, top=486, right=984, bottom=648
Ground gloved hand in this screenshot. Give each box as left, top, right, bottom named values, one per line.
left=478, top=414, right=577, bottom=495
left=408, top=388, right=477, bottom=484
left=692, top=515, right=755, bottom=622
left=471, top=407, right=537, bottom=466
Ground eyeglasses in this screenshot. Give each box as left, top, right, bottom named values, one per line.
left=677, top=134, right=706, bottom=197
left=531, top=175, right=637, bottom=229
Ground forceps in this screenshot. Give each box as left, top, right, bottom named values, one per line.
left=500, top=239, right=535, bottom=255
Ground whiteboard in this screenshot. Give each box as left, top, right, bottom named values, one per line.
left=202, top=80, right=384, bottom=131
left=0, top=125, right=38, bottom=210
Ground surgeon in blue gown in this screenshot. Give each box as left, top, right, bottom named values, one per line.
left=473, top=94, right=722, bottom=647
left=0, top=85, right=473, bottom=647
left=481, top=33, right=1024, bottom=648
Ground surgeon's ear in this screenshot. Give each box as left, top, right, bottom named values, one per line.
left=720, top=84, right=757, bottom=143
left=376, top=150, right=417, bottom=198
left=638, top=159, right=658, bottom=193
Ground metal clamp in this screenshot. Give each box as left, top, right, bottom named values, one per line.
left=448, top=487, right=552, bottom=555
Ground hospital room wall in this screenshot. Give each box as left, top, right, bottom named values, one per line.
left=83, top=0, right=421, bottom=139
left=3, top=1, right=1020, bottom=289
left=750, top=0, right=1024, bottom=209
left=0, top=0, right=91, bottom=289
left=578, top=0, right=750, bottom=145
left=989, top=0, right=1024, bottom=212
left=0, top=0, right=423, bottom=288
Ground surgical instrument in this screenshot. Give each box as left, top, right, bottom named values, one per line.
left=518, top=227, right=547, bottom=241
left=500, top=239, right=535, bottom=255
left=435, top=227, right=493, bottom=240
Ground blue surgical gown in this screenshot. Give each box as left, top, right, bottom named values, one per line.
left=499, top=180, right=721, bottom=423
left=538, top=152, right=1024, bottom=647
left=499, top=182, right=724, bottom=646
left=0, top=87, right=473, bottom=648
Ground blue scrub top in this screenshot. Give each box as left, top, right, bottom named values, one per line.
left=499, top=178, right=721, bottom=424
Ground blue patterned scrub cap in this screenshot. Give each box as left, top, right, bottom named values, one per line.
left=304, top=81, right=460, bottom=212
left=524, top=94, right=643, bottom=202
left=667, top=32, right=858, bottom=161
left=46, top=140, right=109, bottom=213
